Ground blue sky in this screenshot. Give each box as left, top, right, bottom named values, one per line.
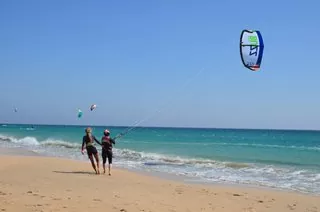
left=0, top=0, right=320, bottom=130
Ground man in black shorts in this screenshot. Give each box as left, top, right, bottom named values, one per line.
left=81, top=127, right=101, bottom=174
left=101, top=129, right=115, bottom=175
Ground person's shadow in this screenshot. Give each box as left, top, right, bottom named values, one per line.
left=53, top=171, right=95, bottom=175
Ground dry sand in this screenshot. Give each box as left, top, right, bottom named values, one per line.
left=0, top=155, right=319, bottom=212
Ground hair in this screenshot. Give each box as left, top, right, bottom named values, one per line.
left=85, top=127, right=92, bottom=134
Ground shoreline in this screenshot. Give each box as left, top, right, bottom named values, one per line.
left=0, top=146, right=319, bottom=198
left=0, top=153, right=319, bottom=211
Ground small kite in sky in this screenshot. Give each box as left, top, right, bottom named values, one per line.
left=90, top=104, right=97, bottom=111
left=77, top=109, right=83, bottom=118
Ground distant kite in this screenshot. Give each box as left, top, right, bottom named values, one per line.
left=240, top=30, right=264, bottom=71
left=14, top=108, right=18, bottom=113
left=90, top=104, right=97, bottom=111
left=77, top=109, right=83, bottom=118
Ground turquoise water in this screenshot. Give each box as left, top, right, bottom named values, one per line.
left=1, top=124, right=320, bottom=194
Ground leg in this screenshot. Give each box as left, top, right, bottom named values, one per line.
left=107, top=152, right=113, bottom=176
left=93, top=153, right=100, bottom=174
left=102, top=152, right=106, bottom=174
left=88, top=154, right=98, bottom=174
left=108, top=164, right=112, bottom=176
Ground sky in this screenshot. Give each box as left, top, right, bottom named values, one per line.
left=0, top=0, right=320, bottom=130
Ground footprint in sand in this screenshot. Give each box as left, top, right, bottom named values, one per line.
left=306, top=206, right=318, bottom=212
left=0, top=192, right=6, bottom=196
left=200, top=189, right=209, bottom=194
left=233, top=193, right=242, bottom=197
left=267, top=198, right=275, bottom=203
left=175, top=188, right=183, bottom=195
left=243, top=207, right=256, bottom=212
left=287, top=204, right=297, bottom=210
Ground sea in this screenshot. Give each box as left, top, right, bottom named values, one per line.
left=0, top=124, right=319, bottom=195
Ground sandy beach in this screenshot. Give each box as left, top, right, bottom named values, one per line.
left=0, top=152, right=318, bottom=212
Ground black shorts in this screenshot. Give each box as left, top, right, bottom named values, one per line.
left=86, top=146, right=98, bottom=157
left=102, top=150, right=113, bottom=164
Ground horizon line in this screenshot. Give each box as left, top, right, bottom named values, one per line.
left=1, top=122, right=320, bottom=132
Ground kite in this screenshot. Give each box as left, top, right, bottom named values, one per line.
left=14, top=108, right=18, bottom=113
left=90, top=104, right=97, bottom=111
left=77, top=109, right=83, bottom=118
left=240, top=30, right=264, bottom=71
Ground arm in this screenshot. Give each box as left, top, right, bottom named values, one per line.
left=94, top=136, right=102, bottom=146
left=81, top=136, right=85, bottom=154
left=111, top=138, right=116, bottom=145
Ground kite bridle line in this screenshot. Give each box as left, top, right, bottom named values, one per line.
left=113, top=67, right=206, bottom=141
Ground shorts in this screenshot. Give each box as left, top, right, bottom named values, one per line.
left=86, top=146, right=98, bottom=157
left=102, top=150, right=113, bottom=164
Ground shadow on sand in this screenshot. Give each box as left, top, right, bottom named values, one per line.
left=53, top=171, right=96, bottom=175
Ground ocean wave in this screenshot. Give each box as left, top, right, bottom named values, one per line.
left=0, top=135, right=13, bottom=142
left=114, top=148, right=252, bottom=169
left=0, top=134, right=39, bottom=145
left=121, top=140, right=320, bottom=151
left=41, top=140, right=80, bottom=148
left=0, top=134, right=80, bottom=149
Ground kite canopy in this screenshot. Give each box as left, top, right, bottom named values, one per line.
left=90, top=104, right=97, bottom=111
left=77, top=109, right=83, bottom=118
left=240, top=30, right=264, bottom=71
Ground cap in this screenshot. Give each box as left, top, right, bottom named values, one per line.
left=104, top=129, right=110, bottom=135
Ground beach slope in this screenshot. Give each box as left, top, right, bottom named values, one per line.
left=0, top=155, right=319, bottom=212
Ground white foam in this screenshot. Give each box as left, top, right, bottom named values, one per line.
left=14, top=136, right=39, bottom=146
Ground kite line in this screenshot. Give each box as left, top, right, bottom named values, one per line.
left=113, top=67, right=206, bottom=140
